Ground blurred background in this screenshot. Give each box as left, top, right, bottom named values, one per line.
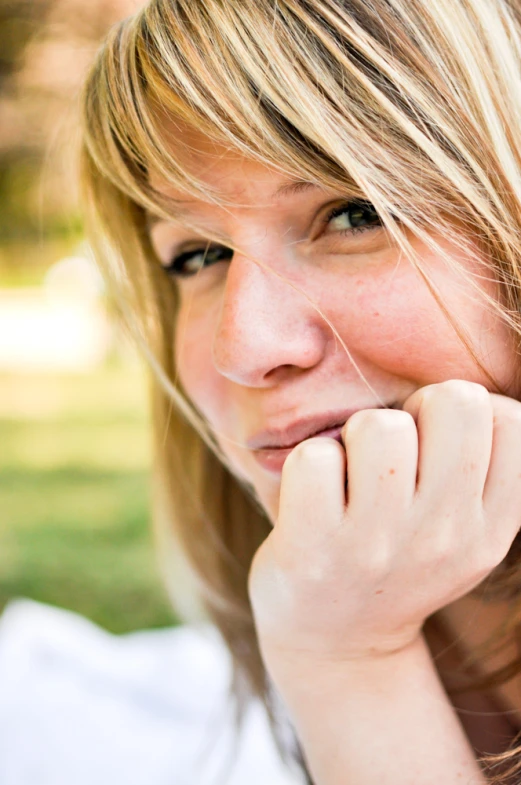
left=0, top=0, right=176, bottom=633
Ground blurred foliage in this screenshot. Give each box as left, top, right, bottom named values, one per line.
left=0, top=0, right=175, bottom=633
left=0, top=0, right=47, bottom=243
left=0, top=1, right=49, bottom=84
left=0, top=237, right=83, bottom=286
left=0, top=365, right=178, bottom=633
left=0, top=0, right=137, bottom=269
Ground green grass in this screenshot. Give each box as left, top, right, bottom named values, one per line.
left=0, top=365, right=179, bottom=633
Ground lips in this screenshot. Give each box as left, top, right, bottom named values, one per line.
left=248, top=407, right=387, bottom=474
left=251, top=425, right=346, bottom=473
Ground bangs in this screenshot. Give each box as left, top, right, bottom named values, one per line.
left=82, top=0, right=500, bottom=232
left=82, top=0, right=521, bottom=338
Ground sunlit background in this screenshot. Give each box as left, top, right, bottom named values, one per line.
left=0, top=0, right=176, bottom=632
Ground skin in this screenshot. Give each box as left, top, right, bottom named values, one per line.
left=150, top=132, right=521, bottom=781
left=150, top=136, right=517, bottom=518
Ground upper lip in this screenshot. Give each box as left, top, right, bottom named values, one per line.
left=247, top=407, right=387, bottom=451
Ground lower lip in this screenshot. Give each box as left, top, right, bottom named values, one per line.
left=252, top=426, right=344, bottom=474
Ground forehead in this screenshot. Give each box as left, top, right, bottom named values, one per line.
left=148, top=116, right=306, bottom=207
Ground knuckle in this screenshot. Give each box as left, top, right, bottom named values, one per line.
left=491, top=395, right=521, bottom=428
left=286, top=440, right=313, bottom=465
left=346, top=407, right=415, bottom=438
left=359, top=539, right=392, bottom=578
left=288, top=437, right=343, bottom=466
left=421, top=380, right=489, bottom=413
left=425, top=529, right=454, bottom=565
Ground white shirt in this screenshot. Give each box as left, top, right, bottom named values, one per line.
left=0, top=599, right=305, bottom=785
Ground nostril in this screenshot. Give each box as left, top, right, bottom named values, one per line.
left=264, top=362, right=298, bottom=378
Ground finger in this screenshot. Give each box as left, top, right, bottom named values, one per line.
left=483, top=393, right=521, bottom=532
left=277, top=437, right=346, bottom=537
left=402, top=380, right=492, bottom=504
left=342, top=408, right=418, bottom=516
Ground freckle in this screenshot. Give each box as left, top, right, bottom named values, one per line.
left=389, top=468, right=395, bottom=475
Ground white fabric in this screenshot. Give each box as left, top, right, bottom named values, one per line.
left=0, top=599, right=305, bottom=785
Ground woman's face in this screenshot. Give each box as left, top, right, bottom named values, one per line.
left=150, top=134, right=518, bottom=521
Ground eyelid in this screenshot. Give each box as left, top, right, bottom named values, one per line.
left=150, top=218, right=228, bottom=265
left=155, top=196, right=380, bottom=270
left=164, top=242, right=234, bottom=278
left=319, top=199, right=382, bottom=234
left=162, top=242, right=208, bottom=272
left=157, top=238, right=212, bottom=268
left=309, top=198, right=360, bottom=240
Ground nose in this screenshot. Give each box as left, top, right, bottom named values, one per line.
left=212, top=251, right=327, bottom=387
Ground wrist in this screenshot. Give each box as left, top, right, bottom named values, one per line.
left=261, top=630, right=424, bottom=686
left=262, top=632, right=428, bottom=703
left=265, top=633, right=483, bottom=785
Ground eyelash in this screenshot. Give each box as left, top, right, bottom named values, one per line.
left=163, top=199, right=382, bottom=278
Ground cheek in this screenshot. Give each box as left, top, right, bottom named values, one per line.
left=328, top=252, right=515, bottom=389
left=346, top=273, right=446, bottom=371
left=174, top=299, right=230, bottom=424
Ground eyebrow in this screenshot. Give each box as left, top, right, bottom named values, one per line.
left=272, top=179, right=320, bottom=198
left=145, top=180, right=323, bottom=230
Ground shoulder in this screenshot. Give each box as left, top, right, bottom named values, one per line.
left=0, top=599, right=303, bottom=785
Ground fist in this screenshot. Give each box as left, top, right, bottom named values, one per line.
left=248, top=380, right=521, bottom=673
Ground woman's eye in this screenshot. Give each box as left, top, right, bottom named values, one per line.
left=325, top=200, right=382, bottom=234
left=164, top=244, right=233, bottom=278
left=161, top=199, right=380, bottom=277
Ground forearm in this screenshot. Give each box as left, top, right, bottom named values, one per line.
left=270, top=636, right=485, bottom=785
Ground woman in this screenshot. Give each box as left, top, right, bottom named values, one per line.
left=81, top=0, right=521, bottom=782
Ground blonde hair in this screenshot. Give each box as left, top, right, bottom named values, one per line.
left=82, top=0, right=521, bottom=779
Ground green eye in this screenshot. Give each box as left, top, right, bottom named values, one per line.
left=165, top=244, right=233, bottom=278
left=326, top=200, right=381, bottom=232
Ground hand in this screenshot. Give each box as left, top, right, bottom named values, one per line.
left=248, top=380, right=521, bottom=678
